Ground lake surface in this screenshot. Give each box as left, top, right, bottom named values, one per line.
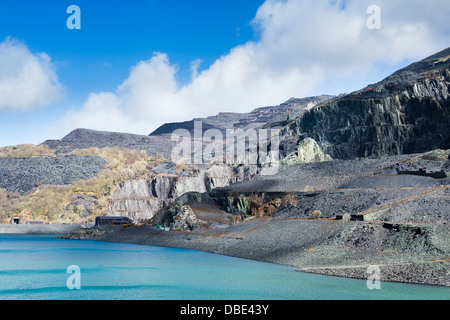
left=0, top=234, right=449, bottom=300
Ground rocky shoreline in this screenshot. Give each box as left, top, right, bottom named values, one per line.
left=0, top=224, right=83, bottom=234
left=61, top=217, right=450, bottom=288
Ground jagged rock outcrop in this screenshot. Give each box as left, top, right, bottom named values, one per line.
left=151, top=204, right=208, bottom=231
left=108, top=164, right=243, bottom=223
left=280, top=47, right=450, bottom=160
left=107, top=172, right=208, bottom=223
left=280, top=138, right=332, bottom=165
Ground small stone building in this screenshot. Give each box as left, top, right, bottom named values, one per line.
left=95, top=216, right=133, bottom=226
left=10, top=217, right=23, bottom=225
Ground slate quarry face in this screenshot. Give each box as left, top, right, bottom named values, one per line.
left=280, top=48, right=450, bottom=160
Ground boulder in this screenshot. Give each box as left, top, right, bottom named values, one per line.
left=152, top=204, right=207, bottom=231
left=280, top=138, right=332, bottom=165
left=171, top=205, right=207, bottom=231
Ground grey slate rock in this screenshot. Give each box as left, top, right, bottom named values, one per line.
left=0, top=155, right=107, bottom=194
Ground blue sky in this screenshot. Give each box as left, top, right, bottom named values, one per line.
left=0, top=0, right=449, bottom=147
left=0, top=0, right=264, bottom=146
left=0, top=0, right=261, bottom=88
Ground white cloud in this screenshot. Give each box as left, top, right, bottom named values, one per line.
left=190, top=59, right=203, bottom=80
left=0, top=37, right=63, bottom=111
left=56, top=0, right=450, bottom=136
left=59, top=92, right=131, bottom=132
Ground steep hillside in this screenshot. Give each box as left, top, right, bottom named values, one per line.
left=42, top=128, right=176, bottom=158
left=280, top=47, right=450, bottom=159
left=0, top=146, right=166, bottom=224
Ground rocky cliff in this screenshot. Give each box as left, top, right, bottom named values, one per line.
left=108, top=163, right=245, bottom=223
left=280, top=138, right=332, bottom=166
left=280, top=47, right=450, bottom=160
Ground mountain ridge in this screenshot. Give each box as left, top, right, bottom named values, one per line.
left=41, top=128, right=176, bottom=158
left=279, top=47, right=450, bottom=160
left=39, top=48, right=450, bottom=162
left=149, top=94, right=340, bottom=136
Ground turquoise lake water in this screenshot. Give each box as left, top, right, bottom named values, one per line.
left=0, top=234, right=449, bottom=300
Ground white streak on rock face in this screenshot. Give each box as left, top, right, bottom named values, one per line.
left=108, top=176, right=181, bottom=223
left=280, top=138, right=333, bottom=166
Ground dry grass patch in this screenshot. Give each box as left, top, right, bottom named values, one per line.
left=309, top=210, right=323, bottom=219
left=0, top=144, right=55, bottom=158
left=0, top=147, right=169, bottom=224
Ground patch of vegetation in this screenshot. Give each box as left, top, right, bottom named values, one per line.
left=0, top=144, right=55, bottom=158
left=0, top=147, right=168, bottom=224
